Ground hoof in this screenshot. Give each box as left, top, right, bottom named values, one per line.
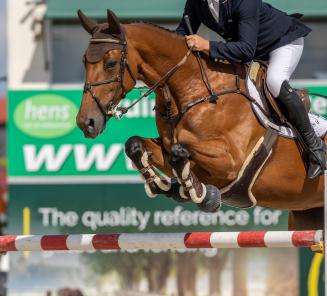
left=197, top=185, right=221, bottom=213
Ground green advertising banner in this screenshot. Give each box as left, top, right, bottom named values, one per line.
left=8, top=89, right=156, bottom=182
left=8, top=85, right=327, bottom=183
left=305, top=87, right=327, bottom=116
left=8, top=183, right=295, bottom=296
left=7, top=84, right=327, bottom=295
left=9, top=184, right=290, bottom=234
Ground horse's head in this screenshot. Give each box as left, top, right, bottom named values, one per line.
left=76, top=10, right=137, bottom=138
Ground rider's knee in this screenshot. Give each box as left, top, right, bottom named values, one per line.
left=266, top=72, right=286, bottom=98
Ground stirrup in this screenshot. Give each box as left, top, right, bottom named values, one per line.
left=308, top=162, right=324, bottom=179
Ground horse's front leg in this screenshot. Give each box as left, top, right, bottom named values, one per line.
left=125, top=136, right=186, bottom=202
left=169, top=143, right=221, bottom=212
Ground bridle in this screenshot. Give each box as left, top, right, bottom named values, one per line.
left=82, top=33, right=195, bottom=123
left=83, top=36, right=137, bottom=121
left=82, top=32, right=264, bottom=145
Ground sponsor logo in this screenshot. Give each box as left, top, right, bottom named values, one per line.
left=311, top=96, right=327, bottom=116
left=14, top=94, right=78, bottom=139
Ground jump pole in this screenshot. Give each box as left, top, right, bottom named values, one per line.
left=0, top=231, right=322, bottom=252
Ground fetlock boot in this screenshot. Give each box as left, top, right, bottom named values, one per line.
left=277, top=81, right=326, bottom=179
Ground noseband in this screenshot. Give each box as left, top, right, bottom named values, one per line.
left=83, top=36, right=137, bottom=121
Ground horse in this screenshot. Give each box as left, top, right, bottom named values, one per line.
left=76, top=10, right=324, bottom=231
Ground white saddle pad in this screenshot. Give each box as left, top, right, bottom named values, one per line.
left=247, top=79, right=327, bottom=139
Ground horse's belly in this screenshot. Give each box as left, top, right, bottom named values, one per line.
left=252, top=137, right=324, bottom=211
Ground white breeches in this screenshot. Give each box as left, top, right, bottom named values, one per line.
left=266, top=37, right=304, bottom=97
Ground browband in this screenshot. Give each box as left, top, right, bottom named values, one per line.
left=90, top=38, right=125, bottom=45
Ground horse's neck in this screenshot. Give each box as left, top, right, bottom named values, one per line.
left=126, top=24, right=201, bottom=102
left=125, top=23, right=239, bottom=109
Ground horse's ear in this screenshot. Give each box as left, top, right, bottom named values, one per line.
left=107, top=9, right=122, bottom=36
left=77, top=10, right=97, bottom=35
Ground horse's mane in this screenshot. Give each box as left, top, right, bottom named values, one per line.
left=128, top=21, right=181, bottom=38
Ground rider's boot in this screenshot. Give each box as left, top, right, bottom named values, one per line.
left=277, top=81, right=326, bottom=179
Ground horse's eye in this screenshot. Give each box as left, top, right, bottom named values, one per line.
left=105, top=60, right=117, bottom=70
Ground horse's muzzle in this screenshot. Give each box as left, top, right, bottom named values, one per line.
left=76, top=114, right=105, bottom=139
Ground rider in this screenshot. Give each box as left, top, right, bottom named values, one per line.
left=176, top=0, right=326, bottom=179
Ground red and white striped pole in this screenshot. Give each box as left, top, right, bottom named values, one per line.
left=0, top=230, right=322, bottom=252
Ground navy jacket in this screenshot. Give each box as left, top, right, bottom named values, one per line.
left=176, top=0, right=311, bottom=62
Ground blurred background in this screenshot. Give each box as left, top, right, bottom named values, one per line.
left=1, top=0, right=327, bottom=295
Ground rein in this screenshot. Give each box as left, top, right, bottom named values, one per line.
left=83, top=34, right=267, bottom=140
left=117, top=49, right=192, bottom=116
left=83, top=34, right=194, bottom=121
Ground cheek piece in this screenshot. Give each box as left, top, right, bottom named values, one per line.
left=83, top=36, right=137, bottom=122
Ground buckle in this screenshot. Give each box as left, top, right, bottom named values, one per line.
left=209, top=94, right=218, bottom=104
left=83, top=83, right=90, bottom=93
left=107, top=106, right=127, bottom=120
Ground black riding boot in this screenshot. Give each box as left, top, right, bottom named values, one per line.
left=277, top=81, right=326, bottom=179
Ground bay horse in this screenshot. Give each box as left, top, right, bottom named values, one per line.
left=76, top=10, right=324, bottom=230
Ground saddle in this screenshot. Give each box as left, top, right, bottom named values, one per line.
left=247, top=61, right=311, bottom=123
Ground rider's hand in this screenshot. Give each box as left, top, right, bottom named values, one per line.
left=185, top=35, right=210, bottom=54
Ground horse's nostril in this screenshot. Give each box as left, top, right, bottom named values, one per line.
left=86, top=118, right=95, bottom=133
left=86, top=118, right=94, bottom=127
